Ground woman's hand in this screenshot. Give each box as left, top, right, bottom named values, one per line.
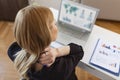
left=37, top=45, right=70, bottom=67
left=39, top=47, right=58, bottom=67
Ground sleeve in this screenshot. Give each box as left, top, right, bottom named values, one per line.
left=53, top=43, right=84, bottom=79
left=7, top=42, right=22, bottom=61
left=68, top=43, right=84, bottom=62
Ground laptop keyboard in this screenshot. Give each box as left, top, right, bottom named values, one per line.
left=50, top=22, right=90, bottom=47
left=57, top=31, right=87, bottom=46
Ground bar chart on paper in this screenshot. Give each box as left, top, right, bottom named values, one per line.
left=90, top=39, right=120, bottom=76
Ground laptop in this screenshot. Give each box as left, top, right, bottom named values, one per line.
left=51, top=0, right=99, bottom=47
left=58, top=0, right=99, bottom=32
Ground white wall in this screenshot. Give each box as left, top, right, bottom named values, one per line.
left=29, top=0, right=80, bottom=9
left=29, top=0, right=120, bottom=21
left=82, top=0, right=120, bottom=21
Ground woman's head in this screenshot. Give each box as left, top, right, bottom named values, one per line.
left=14, top=5, right=58, bottom=79
left=14, top=5, right=57, bottom=54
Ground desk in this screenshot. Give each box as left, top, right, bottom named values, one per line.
left=50, top=7, right=120, bottom=80
left=79, top=26, right=120, bottom=80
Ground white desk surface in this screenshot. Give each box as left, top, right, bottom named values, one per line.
left=81, top=25, right=120, bottom=80
left=50, top=7, right=120, bottom=80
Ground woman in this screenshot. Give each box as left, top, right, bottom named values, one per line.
left=8, top=5, right=84, bottom=80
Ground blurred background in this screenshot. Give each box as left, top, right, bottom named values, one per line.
left=0, top=0, right=120, bottom=80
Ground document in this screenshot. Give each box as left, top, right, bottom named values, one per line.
left=90, top=39, right=120, bottom=76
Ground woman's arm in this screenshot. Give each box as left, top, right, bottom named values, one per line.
left=38, top=43, right=84, bottom=67
left=39, top=45, right=70, bottom=67
left=55, top=45, right=70, bottom=57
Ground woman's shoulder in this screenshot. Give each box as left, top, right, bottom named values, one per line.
left=7, top=42, right=22, bottom=61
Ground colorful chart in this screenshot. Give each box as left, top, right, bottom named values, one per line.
left=90, top=39, right=120, bottom=76
left=59, top=0, right=99, bottom=31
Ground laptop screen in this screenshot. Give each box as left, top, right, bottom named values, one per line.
left=58, top=0, right=99, bottom=32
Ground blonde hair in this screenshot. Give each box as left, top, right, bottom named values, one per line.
left=14, top=5, right=54, bottom=79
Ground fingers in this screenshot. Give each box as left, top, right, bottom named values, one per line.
left=40, top=52, right=52, bottom=61
left=40, top=58, right=53, bottom=65
left=36, top=47, right=57, bottom=67
left=44, top=47, right=50, bottom=51
left=46, top=63, right=53, bottom=67
left=40, top=54, right=54, bottom=64
left=39, top=51, right=55, bottom=66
